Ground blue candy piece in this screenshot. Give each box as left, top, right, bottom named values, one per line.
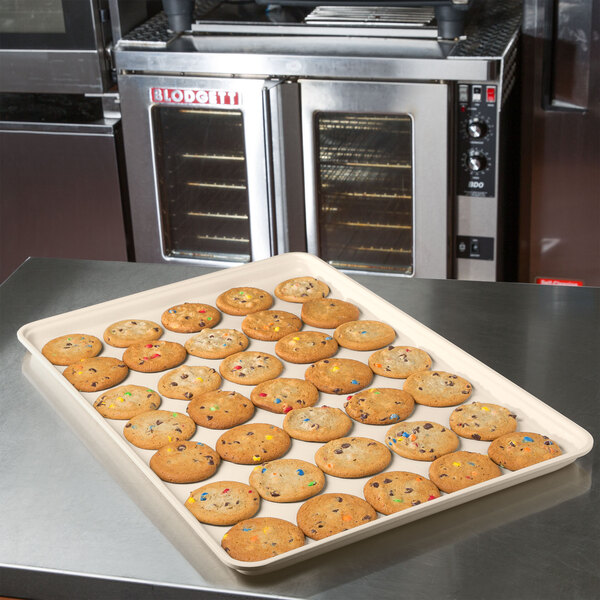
left=274, top=398, right=281, bottom=404
left=523, top=436, right=534, bottom=442
left=389, top=413, right=399, bottom=420
left=297, top=469, right=304, bottom=476
left=351, top=379, right=359, bottom=385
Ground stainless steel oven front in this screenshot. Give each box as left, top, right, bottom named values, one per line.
left=118, top=74, right=279, bottom=266
left=116, top=0, right=521, bottom=280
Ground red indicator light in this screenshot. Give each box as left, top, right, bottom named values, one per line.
left=486, top=86, right=496, bottom=103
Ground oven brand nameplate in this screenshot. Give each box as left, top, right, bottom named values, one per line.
left=150, top=87, right=242, bottom=106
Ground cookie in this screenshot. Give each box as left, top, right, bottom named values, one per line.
left=315, top=436, right=391, bottom=478
left=363, top=471, right=441, bottom=515
left=333, top=320, right=396, bottom=351
left=63, top=357, right=128, bottom=392
left=122, top=340, right=186, bottom=373
left=250, top=378, right=319, bottom=414
left=241, top=310, right=302, bottom=341
left=344, top=388, right=414, bottom=425
left=274, top=276, right=330, bottom=303
left=368, top=346, right=432, bottom=379
left=160, top=303, right=221, bottom=333
left=283, top=406, right=353, bottom=443
left=429, top=450, right=502, bottom=493
left=450, top=402, right=517, bottom=441
left=305, top=358, right=373, bottom=395
left=157, top=365, right=221, bottom=400
left=222, top=517, right=305, bottom=561
left=403, top=370, right=473, bottom=407
left=93, top=384, right=161, bottom=419
left=123, top=410, right=196, bottom=450
left=216, top=287, right=273, bottom=316
left=186, top=481, right=260, bottom=526
left=187, top=390, right=254, bottom=429
left=249, top=459, right=325, bottom=502
left=42, top=334, right=102, bottom=365
left=274, top=331, right=338, bottom=364
left=219, top=351, right=283, bottom=386
left=149, top=440, right=220, bottom=483
left=103, top=320, right=163, bottom=348
left=386, top=421, right=459, bottom=461
left=488, top=432, right=562, bottom=471
left=216, top=423, right=291, bottom=465
left=184, top=328, right=249, bottom=359
left=296, top=493, right=376, bottom=540
left=300, top=298, right=360, bottom=329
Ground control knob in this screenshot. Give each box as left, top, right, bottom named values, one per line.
left=467, top=154, right=487, bottom=172
left=467, top=120, right=487, bottom=139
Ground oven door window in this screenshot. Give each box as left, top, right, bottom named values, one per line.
left=0, top=0, right=97, bottom=50
left=152, top=106, right=252, bottom=263
left=315, top=112, right=414, bottom=275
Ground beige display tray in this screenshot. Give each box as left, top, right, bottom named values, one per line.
left=17, top=253, right=594, bottom=575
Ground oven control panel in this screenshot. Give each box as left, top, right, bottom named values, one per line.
left=457, top=83, right=498, bottom=197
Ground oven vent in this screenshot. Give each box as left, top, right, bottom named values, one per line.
left=450, top=0, right=521, bottom=58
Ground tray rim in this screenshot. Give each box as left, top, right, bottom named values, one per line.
left=17, top=252, right=595, bottom=574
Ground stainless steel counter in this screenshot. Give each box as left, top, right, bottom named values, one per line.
left=1, top=257, right=598, bottom=599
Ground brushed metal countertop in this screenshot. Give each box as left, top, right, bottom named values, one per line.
left=1, top=257, right=598, bottom=599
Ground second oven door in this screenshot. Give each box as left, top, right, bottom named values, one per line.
left=300, top=79, right=449, bottom=278
left=119, top=74, right=276, bottom=266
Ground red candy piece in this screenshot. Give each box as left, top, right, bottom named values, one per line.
left=233, top=365, right=242, bottom=370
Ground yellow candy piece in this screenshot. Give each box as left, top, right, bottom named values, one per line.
left=168, top=436, right=172, bottom=442
left=273, top=326, right=280, bottom=332
left=453, top=462, right=462, bottom=467
left=293, top=337, right=300, bottom=341
left=252, top=455, right=261, bottom=462
left=188, top=497, right=196, bottom=504
left=167, top=448, right=173, bottom=453
left=108, top=404, right=115, bottom=409
left=332, top=366, right=339, bottom=372
left=196, top=377, right=204, bottom=382
left=265, top=435, right=273, bottom=440
left=263, top=527, right=272, bottom=534
left=482, top=406, right=490, bottom=412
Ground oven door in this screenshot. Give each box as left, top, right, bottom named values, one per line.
left=300, top=79, right=449, bottom=278
left=0, top=0, right=110, bottom=93
left=119, top=74, right=278, bottom=266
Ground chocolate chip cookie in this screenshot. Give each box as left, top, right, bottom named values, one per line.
left=219, top=351, right=283, bottom=386
left=216, top=287, right=273, bottom=316
left=274, top=331, right=338, bottom=364
left=157, top=365, right=221, bottom=400
left=403, top=370, right=473, bottom=407
left=344, top=388, right=414, bottom=425
left=305, top=358, right=373, bottom=394
left=315, top=436, right=391, bottom=478
left=161, top=303, right=221, bottom=333
left=368, top=345, right=432, bottom=379
left=187, top=390, right=254, bottom=429
left=63, top=357, right=128, bottom=392
left=386, top=420, right=459, bottom=461
left=42, top=334, right=102, bottom=365
left=250, top=377, right=319, bottom=414
left=296, top=493, right=376, bottom=541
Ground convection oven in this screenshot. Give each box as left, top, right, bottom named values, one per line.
left=115, top=0, right=521, bottom=280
